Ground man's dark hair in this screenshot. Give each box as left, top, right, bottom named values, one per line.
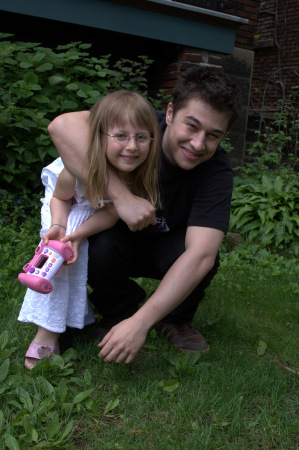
left=172, top=66, right=241, bottom=128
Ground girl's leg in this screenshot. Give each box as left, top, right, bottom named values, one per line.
left=24, top=326, right=60, bottom=370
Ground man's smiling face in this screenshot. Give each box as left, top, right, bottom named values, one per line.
left=162, top=98, right=229, bottom=170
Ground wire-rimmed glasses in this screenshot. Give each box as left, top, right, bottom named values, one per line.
left=101, top=131, right=153, bottom=146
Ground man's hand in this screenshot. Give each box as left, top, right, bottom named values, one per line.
left=98, top=317, right=148, bottom=364
left=113, top=194, right=156, bottom=232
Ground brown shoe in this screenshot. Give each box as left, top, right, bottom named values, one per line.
left=155, top=321, right=210, bottom=354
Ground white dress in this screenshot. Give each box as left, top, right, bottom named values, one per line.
left=18, top=158, right=97, bottom=333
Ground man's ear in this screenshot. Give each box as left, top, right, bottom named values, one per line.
left=166, top=102, right=174, bottom=125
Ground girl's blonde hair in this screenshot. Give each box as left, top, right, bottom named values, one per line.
left=84, top=90, right=161, bottom=209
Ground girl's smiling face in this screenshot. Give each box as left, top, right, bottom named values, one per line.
left=105, top=118, right=152, bottom=178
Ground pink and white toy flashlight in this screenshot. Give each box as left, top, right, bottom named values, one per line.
left=18, top=240, right=73, bottom=294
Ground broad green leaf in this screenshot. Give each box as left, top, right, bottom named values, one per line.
left=12, top=408, right=29, bottom=425
left=0, top=330, right=9, bottom=350
left=274, top=176, right=284, bottom=193
left=66, top=83, right=78, bottom=91
left=104, top=398, right=120, bottom=415
left=84, top=369, right=92, bottom=385
left=247, top=229, right=260, bottom=242
left=73, top=388, right=94, bottom=404
left=257, top=209, right=267, bottom=225
left=20, top=61, right=33, bottom=69
left=17, top=388, right=33, bottom=412
left=262, top=175, right=273, bottom=191
left=56, top=378, right=68, bottom=402
left=33, top=95, right=50, bottom=104
left=33, top=52, right=46, bottom=63
left=50, top=353, right=65, bottom=368
left=0, top=409, right=4, bottom=433
left=0, top=358, right=9, bottom=383
left=37, top=376, right=54, bottom=395
left=150, top=328, right=157, bottom=339
left=264, top=220, right=276, bottom=235
left=4, top=433, right=20, bottom=450
left=60, top=100, right=79, bottom=110
left=23, top=71, right=39, bottom=83
left=63, top=402, right=74, bottom=418
left=35, top=397, right=56, bottom=416
left=268, top=207, right=278, bottom=220
left=159, top=379, right=180, bottom=393
left=58, top=420, right=74, bottom=441
left=23, top=414, right=35, bottom=438
left=77, top=89, right=88, bottom=98
left=257, top=340, right=267, bottom=356
left=47, top=411, right=60, bottom=438
left=85, top=398, right=99, bottom=414
left=36, top=62, right=53, bottom=72
left=79, top=43, right=92, bottom=49
left=30, top=84, right=42, bottom=91
left=48, top=75, right=65, bottom=85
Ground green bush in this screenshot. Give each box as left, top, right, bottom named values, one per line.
left=229, top=173, right=299, bottom=255
left=245, top=87, right=299, bottom=172
left=0, top=33, right=164, bottom=194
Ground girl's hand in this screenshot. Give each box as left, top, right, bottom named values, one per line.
left=42, top=225, right=66, bottom=245
left=60, top=231, right=83, bottom=264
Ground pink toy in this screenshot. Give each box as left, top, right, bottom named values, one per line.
left=18, top=240, right=74, bottom=294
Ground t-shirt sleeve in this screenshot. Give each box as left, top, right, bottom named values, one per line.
left=187, top=152, right=234, bottom=233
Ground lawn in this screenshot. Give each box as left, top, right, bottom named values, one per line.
left=1, top=218, right=298, bottom=449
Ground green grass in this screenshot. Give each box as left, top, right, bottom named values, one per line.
left=1, top=216, right=298, bottom=449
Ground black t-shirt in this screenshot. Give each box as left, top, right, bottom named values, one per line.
left=155, top=111, right=233, bottom=233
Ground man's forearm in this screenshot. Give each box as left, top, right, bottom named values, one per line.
left=48, top=111, right=90, bottom=182
left=134, top=227, right=224, bottom=329
left=135, top=250, right=214, bottom=331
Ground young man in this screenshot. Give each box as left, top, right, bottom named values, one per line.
left=48, top=67, right=241, bottom=364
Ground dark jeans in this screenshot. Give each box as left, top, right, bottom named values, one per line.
left=87, top=221, right=219, bottom=323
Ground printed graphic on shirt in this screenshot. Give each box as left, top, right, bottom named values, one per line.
left=147, top=216, right=170, bottom=233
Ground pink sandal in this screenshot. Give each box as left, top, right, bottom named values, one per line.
left=24, top=341, right=60, bottom=370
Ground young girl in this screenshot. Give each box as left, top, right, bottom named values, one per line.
left=18, top=90, right=160, bottom=370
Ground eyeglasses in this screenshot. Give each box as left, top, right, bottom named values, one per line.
left=101, top=131, right=153, bottom=146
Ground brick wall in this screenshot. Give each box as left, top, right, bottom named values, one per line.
left=234, top=0, right=259, bottom=49
left=250, top=0, right=299, bottom=114
left=245, top=0, right=299, bottom=159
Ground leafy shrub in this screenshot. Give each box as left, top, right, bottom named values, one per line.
left=0, top=188, right=41, bottom=228
left=0, top=34, right=165, bottom=194
left=229, top=173, right=299, bottom=255
left=246, top=88, right=299, bottom=172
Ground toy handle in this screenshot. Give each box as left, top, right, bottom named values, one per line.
left=47, top=240, right=74, bottom=261
left=18, top=273, right=53, bottom=294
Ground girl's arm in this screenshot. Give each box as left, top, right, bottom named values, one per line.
left=48, top=112, right=156, bottom=230
left=42, top=168, right=75, bottom=245
left=61, top=204, right=119, bottom=264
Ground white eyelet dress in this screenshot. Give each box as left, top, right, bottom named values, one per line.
left=18, top=158, right=99, bottom=333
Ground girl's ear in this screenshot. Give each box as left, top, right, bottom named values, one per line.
left=166, top=102, right=174, bottom=125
